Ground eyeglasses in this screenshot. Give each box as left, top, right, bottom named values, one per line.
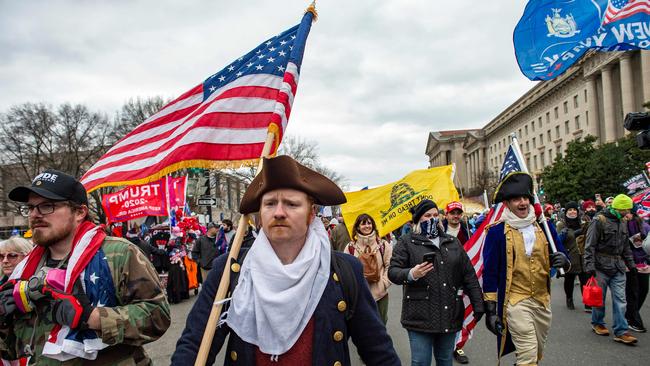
left=0, top=253, right=21, bottom=261
left=18, top=201, right=70, bottom=217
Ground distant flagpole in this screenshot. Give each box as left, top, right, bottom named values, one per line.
left=509, top=133, right=564, bottom=275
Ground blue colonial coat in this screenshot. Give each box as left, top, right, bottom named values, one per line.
left=172, top=251, right=400, bottom=365
left=482, top=220, right=566, bottom=358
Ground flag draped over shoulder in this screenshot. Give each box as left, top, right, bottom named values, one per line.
left=455, top=145, right=522, bottom=349
left=81, top=10, right=316, bottom=192
left=514, top=0, right=650, bottom=81
left=341, top=165, right=459, bottom=238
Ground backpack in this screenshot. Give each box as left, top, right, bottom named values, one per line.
left=347, top=242, right=384, bottom=283
left=228, top=248, right=358, bottom=322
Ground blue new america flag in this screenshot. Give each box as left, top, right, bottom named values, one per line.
left=514, top=0, right=650, bottom=80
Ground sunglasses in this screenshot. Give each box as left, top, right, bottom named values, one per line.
left=0, top=253, right=22, bottom=261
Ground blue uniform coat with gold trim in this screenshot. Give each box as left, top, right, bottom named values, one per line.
left=172, top=251, right=400, bottom=365
left=482, top=220, right=566, bottom=358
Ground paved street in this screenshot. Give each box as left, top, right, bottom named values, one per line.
left=146, top=277, right=649, bottom=365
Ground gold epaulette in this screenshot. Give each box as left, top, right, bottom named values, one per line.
left=483, top=220, right=504, bottom=233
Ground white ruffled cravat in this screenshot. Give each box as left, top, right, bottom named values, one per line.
left=226, top=218, right=331, bottom=355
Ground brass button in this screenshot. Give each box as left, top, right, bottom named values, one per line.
left=334, top=362, right=342, bottom=366
left=337, top=300, right=347, bottom=312
left=231, top=263, right=241, bottom=273
left=230, top=351, right=238, bottom=361
left=333, top=273, right=339, bottom=282
left=333, top=330, right=344, bottom=342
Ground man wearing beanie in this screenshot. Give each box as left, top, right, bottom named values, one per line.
left=482, top=172, right=569, bottom=366
left=584, top=193, right=638, bottom=344
left=556, top=201, right=589, bottom=311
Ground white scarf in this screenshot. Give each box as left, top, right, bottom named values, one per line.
left=226, top=218, right=331, bottom=355
left=503, top=205, right=538, bottom=256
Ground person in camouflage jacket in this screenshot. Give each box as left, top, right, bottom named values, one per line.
left=0, top=170, right=170, bottom=365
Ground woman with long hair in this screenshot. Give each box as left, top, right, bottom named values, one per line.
left=343, top=213, right=392, bottom=324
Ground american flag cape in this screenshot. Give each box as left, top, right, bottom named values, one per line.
left=81, top=10, right=316, bottom=192
left=602, top=0, right=650, bottom=25
left=455, top=144, right=522, bottom=349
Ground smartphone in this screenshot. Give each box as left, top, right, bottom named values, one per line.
left=422, top=252, right=436, bottom=264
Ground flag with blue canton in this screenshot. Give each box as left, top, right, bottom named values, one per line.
left=81, top=9, right=317, bottom=192
left=514, top=0, right=650, bottom=81
left=499, top=145, right=523, bottom=181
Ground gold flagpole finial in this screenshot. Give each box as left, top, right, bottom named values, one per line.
left=305, top=1, right=318, bottom=22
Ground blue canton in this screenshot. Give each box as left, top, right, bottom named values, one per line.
left=499, top=146, right=522, bottom=181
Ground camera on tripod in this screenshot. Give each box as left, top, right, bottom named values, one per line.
left=624, top=112, right=650, bottom=149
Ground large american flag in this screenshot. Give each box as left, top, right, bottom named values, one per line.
left=455, top=145, right=521, bottom=349
left=81, top=10, right=316, bottom=192
left=603, top=0, right=650, bottom=25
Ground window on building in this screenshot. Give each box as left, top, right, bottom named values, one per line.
left=586, top=111, right=589, bottom=126
left=498, top=141, right=501, bottom=149
left=565, top=120, right=570, bottom=134
left=526, top=141, right=529, bottom=151
left=520, top=144, right=523, bottom=152
left=519, top=128, right=522, bottom=137
left=547, top=130, right=552, bottom=141
left=503, top=138, right=506, bottom=146
left=540, top=134, right=544, bottom=144
left=533, top=137, right=536, bottom=148
left=575, top=115, right=580, bottom=130
left=525, top=125, right=528, bottom=135
left=554, top=107, right=559, bottom=119
left=573, top=95, right=579, bottom=109
left=549, top=149, right=553, bottom=162
left=541, top=152, right=545, bottom=167
left=532, top=121, right=535, bottom=132
left=555, top=126, right=560, bottom=138
left=538, top=117, right=542, bottom=128
left=527, top=157, right=531, bottom=168
left=563, top=101, right=568, bottom=114
left=584, top=89, right=588, bottom=103
left=534, top=155, right=538, bottom=170
left=546, top=112, right=550, bottom=124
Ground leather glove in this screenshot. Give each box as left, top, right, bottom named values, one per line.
left=550, top=252, right=569, bottom=269
left=0, top=282, right=16, bottom=320
left=484, top=301, right=503, bottom=336
left=33, top=281, right=93, bottom=329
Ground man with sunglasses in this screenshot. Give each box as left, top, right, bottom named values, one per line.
left=0, top=170, right=170, bottom=364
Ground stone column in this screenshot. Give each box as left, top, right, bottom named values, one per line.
left=619, top=54, right=635, bottom=135
left=585, top=75, right=600, bottom=141
left=477, top=147, right=484, bottom=179
left=642, top=50, right=650, bottom=110
left=601, top=65, right=617, bottom=143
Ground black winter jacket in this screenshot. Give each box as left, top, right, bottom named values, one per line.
left=388, top=232, right=484, bottom=334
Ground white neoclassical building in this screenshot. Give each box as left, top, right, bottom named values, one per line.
left=426, top=50, right=650, bottom=193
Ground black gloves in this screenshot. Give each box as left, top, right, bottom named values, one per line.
left=550, top=252, right=569, bottom=269
left=484, top=301, right=503, bottom=336
left=0, top=282, right=16, bottom=320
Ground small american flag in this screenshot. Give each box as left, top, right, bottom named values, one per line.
left=81, top=10, right=316, bottom=192
left=455, top=143, right=523, bottom=349
left=603, top=0, right=650, bottom=25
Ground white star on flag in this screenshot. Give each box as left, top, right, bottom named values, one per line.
left=90, top=272, right=99, bottom=284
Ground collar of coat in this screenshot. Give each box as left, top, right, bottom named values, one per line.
left=409, top=232, right=456, bottom=247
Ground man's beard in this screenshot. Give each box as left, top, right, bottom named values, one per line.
left=31, top=219, right=75, bottom=247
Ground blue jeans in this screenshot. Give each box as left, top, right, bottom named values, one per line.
left=407, top=330, right=456, bottom=366
left=592, top=270, right=629, bottom=336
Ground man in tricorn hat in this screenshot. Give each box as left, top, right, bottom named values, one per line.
left=172, top=155, right=399, bottom=365
left=482, top=172, right=569, bottom=366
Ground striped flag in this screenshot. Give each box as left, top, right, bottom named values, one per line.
left=81, top=10, right=316, bottom=192
left=455, top=144, right=522, bottom=349
left=603, top=0, right=650, bottom=26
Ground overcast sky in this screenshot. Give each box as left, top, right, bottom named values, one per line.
left=0, top=0, right=536, bottom=190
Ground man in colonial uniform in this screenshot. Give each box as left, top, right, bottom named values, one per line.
left=172, top=155, right=399, bottom=365
left=482, top=172, right=569, bottom=366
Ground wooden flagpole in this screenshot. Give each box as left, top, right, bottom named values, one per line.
left=194, top=131, right=276, bottom=365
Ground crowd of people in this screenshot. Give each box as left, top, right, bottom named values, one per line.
left=0, top=162, right=649, bottom=365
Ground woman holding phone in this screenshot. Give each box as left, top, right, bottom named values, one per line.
left=388, top=199, right=484, bottom=366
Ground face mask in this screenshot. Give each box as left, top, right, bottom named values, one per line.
left=419, top=217, right=440, bottom=239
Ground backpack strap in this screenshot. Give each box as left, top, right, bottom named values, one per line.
left=331, top=250, right=358, bottom=322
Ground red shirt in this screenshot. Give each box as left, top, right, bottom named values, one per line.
left=255, top=317, right=314, bottom=365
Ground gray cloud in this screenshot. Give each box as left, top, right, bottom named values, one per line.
left=0, top=0, right=535, bottom=190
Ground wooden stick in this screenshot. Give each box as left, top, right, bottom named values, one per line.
left=194, top=131, right=276, bottom=365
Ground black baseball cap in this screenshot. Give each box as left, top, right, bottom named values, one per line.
left=8, top=169, right=89, bottom=205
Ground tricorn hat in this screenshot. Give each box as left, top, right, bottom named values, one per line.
left=493, top=172, right=534, bottom=204
left=239, top=155, right=346, bottom=214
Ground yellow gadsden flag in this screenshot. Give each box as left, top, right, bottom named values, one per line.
left=341, top=165, right=459, bottom=238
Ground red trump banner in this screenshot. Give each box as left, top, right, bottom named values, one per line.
left=102, top=179, right=168, bottom=223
